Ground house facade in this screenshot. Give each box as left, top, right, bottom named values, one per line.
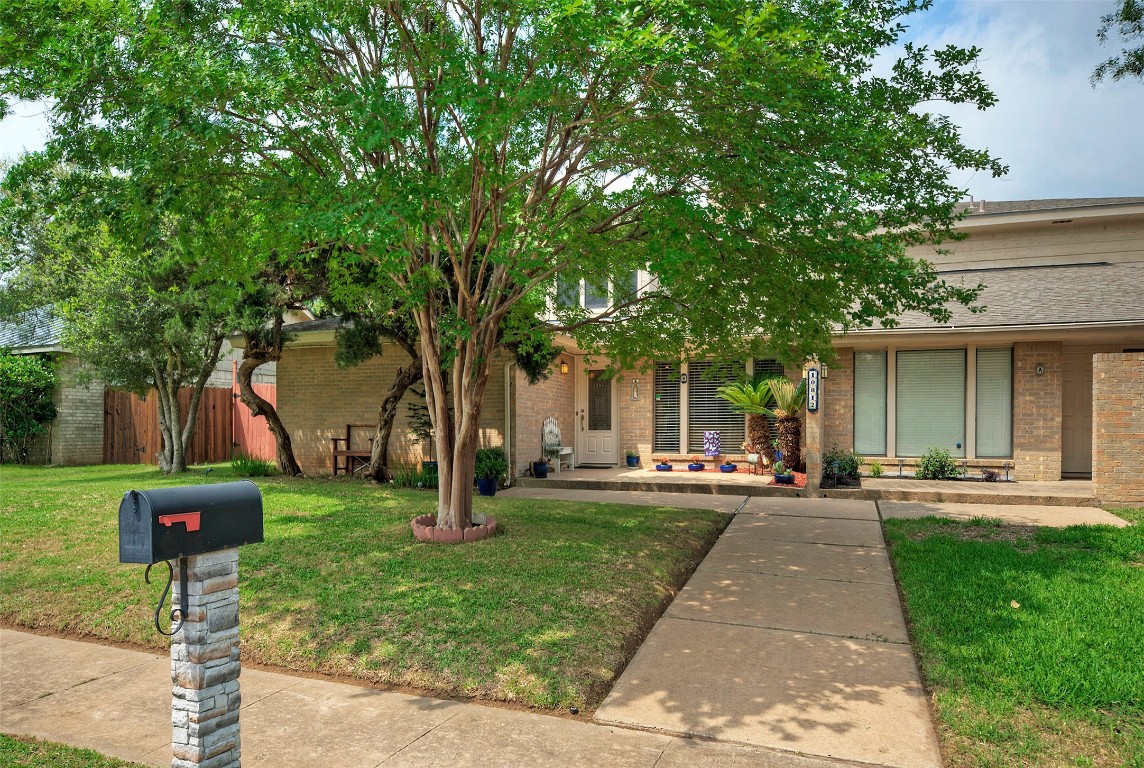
left=274, top=197, right=1143, bottom=500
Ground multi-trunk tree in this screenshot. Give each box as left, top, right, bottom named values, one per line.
left=2, top=0, right=1004, bottom=524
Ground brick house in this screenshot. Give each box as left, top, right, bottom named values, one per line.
left=275, top=197, right=1143, bottom=500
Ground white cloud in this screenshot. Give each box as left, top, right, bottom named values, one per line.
left=902, top=0, right=1144, bottom=200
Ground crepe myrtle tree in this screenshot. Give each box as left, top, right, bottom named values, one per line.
left=2, top=0, right=1003, bottom=527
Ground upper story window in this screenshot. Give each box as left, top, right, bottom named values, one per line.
left=556, top=271, right=642, bottom=312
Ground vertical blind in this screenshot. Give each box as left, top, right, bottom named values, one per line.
left=854, top=351, right=888, bottom=455
left=897, top=349, right=966, bottom=457
left=653, top=362, right=681, bottom=453
left=976, top=348, right=1013, bottom=457
left=687, top=360, right=745, bottom=453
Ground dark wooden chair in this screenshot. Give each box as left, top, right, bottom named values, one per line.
left=332, top=424, right=375, bottom=476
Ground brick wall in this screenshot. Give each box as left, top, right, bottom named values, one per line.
left=277, top=342, right=507, bottom=475
left=824, top=348, right=854, bottom=453
left=1013, top=341, right=1063, bottom=481
left=49, top=356, right=105, bottom=465
left=1093, top=352, right=1144, bottom=506
left=511, top=352, right=575, bottom=476
left=618, top=367, right=653, bottom=463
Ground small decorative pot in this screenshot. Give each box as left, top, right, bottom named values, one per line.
left=774, top=473, right=795, bottom=484
left=532, top=461, right=549, bottom=479
left=688, top=462, right=705, bottom=472
left=719, top=463, right=737, bottom=473
left=656, top=463, right=673, bottom=472
left=626, top=456, right=640, bottom=468
left=476, top=477, right=498, bottom=496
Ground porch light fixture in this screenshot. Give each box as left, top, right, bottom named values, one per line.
left=560, top=360, right=569, bottom=375
left=631, top=379, right=640, bottom=401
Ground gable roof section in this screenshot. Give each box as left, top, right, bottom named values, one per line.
left=852, top=262, right=1144, bottom=333
left=0, top=306, right=65, bottom=352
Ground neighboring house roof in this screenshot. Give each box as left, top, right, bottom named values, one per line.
left=0, top=306, right=65, bottom=353
left=853, top=262, right=1144, bottom=333
left=957, top=197, right=1144, bottom=216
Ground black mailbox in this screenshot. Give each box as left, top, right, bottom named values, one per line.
left=118, top=480, right=264, bottom=565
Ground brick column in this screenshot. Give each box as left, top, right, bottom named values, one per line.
left=804, top=363, right=823, bottom=494
left=1093, top=352, right=1144, bottom=507
left=171, top=549, right=241, bottom=768
left=1013, top=341, right=1063, bottom=481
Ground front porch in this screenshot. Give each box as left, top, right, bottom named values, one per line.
left=513, top=465, right=1099, bottom=507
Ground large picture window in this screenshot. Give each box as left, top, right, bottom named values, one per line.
left=854, top=351, right=887, bottom=455
left=896, top=349, right=966, bottom=457
left=687, top=360, right=744, bottom=453
left=976, top=348, right=1013, bottom=458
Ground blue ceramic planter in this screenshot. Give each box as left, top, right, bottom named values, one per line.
left=656, top=463, right=673, bottom=472
left=774, top=473, right=795, bottom=484
left=688, top=463, right=705, bottom=472
left=477, top=477, right=498, bottom=496
left=719, top=464, right=737, bottom=473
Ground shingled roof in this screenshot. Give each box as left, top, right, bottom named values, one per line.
left=0, top=306, right=64, bottom=352
left=854, top=261, right=1144, bottom=333
left=957, top=197, right=1144, bottom=216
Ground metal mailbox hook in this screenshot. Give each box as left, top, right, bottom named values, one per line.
left=145, top=557, right=189, bottom=637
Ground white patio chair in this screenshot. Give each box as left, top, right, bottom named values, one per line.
left=542, top=417, right=575, bottom=472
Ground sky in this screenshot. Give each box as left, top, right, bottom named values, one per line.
left=1, top=0, right=1142, bottom=203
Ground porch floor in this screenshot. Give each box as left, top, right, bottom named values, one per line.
left=513, top=466, right=1099, bottom=507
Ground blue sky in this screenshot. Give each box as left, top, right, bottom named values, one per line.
left=2, top=0, right=1141, bottom=202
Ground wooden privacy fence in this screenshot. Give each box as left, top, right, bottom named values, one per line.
left=104, top=387, right=234, bottom=465
left=232, top=382, right=278, bottom=462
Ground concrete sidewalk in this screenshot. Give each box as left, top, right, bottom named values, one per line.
left=2, top=627, right=868, bottom=768
left=594, top=497, right=944, bottom=768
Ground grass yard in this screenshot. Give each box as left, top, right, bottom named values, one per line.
left=0, top=464, right=729, bottom=710
left=0, top=735, right=147, bottom=768
left=884, top=510, right=1144, bottom=768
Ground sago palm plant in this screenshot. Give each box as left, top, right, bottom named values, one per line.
left=765, top=378, right=807, bottom=472
left=715, top=378, right=781, bottom=464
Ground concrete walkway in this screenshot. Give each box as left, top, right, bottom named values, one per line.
left=593, top=496, right=944, bottom=768
left=1, top=629, right=859, bottom=768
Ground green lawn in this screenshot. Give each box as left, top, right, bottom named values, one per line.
left=885, top=510, right=1144, bottom=768
left=0, top=464, right=729, bottom=709
left=0, top=735, right=147, bottom=768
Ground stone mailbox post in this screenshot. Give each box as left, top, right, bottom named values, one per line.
left=119, top=481, right=263, bottom=768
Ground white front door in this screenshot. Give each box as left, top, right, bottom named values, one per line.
left=577, top=365, right=619, bottom=465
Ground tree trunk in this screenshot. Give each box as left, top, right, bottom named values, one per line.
left=367, top=357, right=422, bottom=483
left=415, top=305, right=497, bottom=531
left=236, top=343, right=303, bottom=476
left=777, top=416, right=803, bottom=473
left=747, top=414, right=776, bottom=464
left=152, top=358, right=181, bottom=473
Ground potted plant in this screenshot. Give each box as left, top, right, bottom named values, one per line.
left=763, top=379, right=806, bottom=472
left=625, top=449, right=640, bottom=468
left=687, top=456, right=705, bottom=471
left=655, top=457, right=673, bottom=471
left=716, top=377, right=783, bottom=465
left=532, top=457, right=550, bottom=478
left=772, top=460, right=795, bottom=484
left=719, top=460, right=737, bottom=473
left=475, top=447, right=508, bottom=496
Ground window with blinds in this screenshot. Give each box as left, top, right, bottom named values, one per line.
left=896, top=349, right=966, bottom=457
left=976, top=348, right=1013, bottom=457
left=687, top=360, right=745, bottom=453
left=653, top=362, right=681, bottom=453
left=854, top=351, right=887, bottom=455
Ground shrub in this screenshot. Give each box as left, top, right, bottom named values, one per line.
left=867, top=460, right=884, bottom=478
left=230, top=452, right=275, bottom=477
left=474, top=447, right=508, bottom=479
left=823, top=444, right=861, bottom=480
left=391, top=464, right=439, bottom=489
left=0, top=352, right=57, bottom=464
left=981, top=468, right=1000, bottom=482
left=915, top=447, right=960, bottom=480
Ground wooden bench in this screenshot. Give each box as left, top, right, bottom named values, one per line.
left=332, top=424, right=374, bottom=476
